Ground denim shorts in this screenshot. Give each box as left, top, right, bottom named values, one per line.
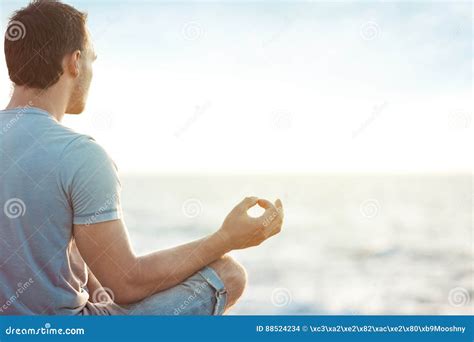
left=81, top=266, right=228, bottom=316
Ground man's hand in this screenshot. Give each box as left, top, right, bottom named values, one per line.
left=216, top=197, right=284, bottom=250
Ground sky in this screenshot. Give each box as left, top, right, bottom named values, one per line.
left=0, top=0, right=472, bottom=173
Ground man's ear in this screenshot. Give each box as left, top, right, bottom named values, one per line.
left=66, top=50, right=82, bottom=78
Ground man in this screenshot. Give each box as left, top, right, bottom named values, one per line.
left=0, top=0, right=283, bottom=315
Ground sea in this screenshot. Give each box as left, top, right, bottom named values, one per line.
left=119, top=173, right=473, bottom=315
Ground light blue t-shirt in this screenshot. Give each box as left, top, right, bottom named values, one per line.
left=0, top=107, right=122, bottom=315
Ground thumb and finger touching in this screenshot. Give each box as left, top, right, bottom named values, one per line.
left=239, top=196, right=284, bottom=232
left=239, top=196, right=259, bottom=211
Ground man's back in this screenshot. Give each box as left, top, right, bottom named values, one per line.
left=1, top=0, right=283, bottom=317
left=0, top=107, right=121, bottom=314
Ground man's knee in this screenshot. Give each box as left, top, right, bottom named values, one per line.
left=208, top=255, right=247, bottom=309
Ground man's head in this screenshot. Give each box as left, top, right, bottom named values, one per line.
left=4, top=0, right=96, bottom=114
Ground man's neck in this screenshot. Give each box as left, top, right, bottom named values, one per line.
left=6, top=85, right=68, bottom=122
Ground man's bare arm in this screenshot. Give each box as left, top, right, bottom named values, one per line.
left=86, top=267, right=102, bottom=298
left=74, top=197, right=283, bottom=305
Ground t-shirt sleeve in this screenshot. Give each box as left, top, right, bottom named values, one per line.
left=60, top=136, right=122, bottom=225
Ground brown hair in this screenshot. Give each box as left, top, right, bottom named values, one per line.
left=4, top=0, right=87, bottom=89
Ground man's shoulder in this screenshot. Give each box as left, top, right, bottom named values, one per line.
left=60, top=132, right=112, bottom=165
left=57, top=132, right=118, bottom=190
